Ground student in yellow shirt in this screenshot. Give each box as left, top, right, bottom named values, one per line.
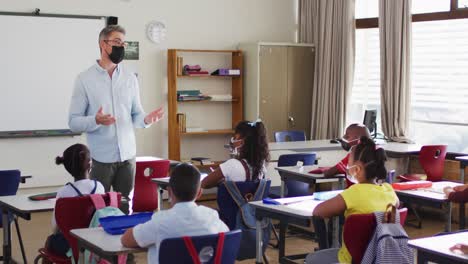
left=306, top=136, right=399, bottom=264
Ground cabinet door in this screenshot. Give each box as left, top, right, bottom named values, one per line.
left=287, top=46, right=314, bottom=139
left=259, top=46, right=288, bottom=141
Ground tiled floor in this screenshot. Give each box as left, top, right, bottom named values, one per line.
left=1, top=195, right=464, bottom=264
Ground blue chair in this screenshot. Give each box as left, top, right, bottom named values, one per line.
left=274, top=130, right=306, bottom=142
left=269, top=153, right=317, bottom=198
left=0, top=170, right=27, bottom=264
left=159, top=230, right=242, bottom=264
left=217, top=180, right=271, bottom=262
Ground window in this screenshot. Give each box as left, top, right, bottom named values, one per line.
left=412, top=0, right=450, bottom=14
left=410, top=18, right=468, bottom=153
left=459, top=0, right=468, bottom=8
left=355, top=0, right=378, bottom=19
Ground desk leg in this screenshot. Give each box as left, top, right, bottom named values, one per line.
left=280, top=180, right=285, bottom=198
left=416, top=250, right=426, bottom=264
left=255, top=219, right=263, bottom=264
left=2, top=209, right=11, bottom=264
left=445, top=202, right=452, bottom=232
left=78, top=242, right=85, bottom=264
left=338, top=178, right=344, bottom=190
left=331, top=216, right=340, bottom=248
left=460, top=166, right=465, bottom=184
left=157, top=186, right=163, bottom=211
left=460, top=202, right=466, bottom=230
left=278, top=222, right=287, bottom=262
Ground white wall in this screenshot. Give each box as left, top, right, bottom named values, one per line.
left=0, top=0, right=298, bottom=188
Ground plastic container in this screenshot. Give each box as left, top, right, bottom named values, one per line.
left=100, top=212, right=153, bottom=235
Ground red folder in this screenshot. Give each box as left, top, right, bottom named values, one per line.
left=391, top=181, right=433, bottom=190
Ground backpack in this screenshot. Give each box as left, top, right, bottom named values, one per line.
left=84, top=193, right=127, bottom=264
left=223, top=179, right=271, bottom=260
left=361, top=205, right=414, bottom=264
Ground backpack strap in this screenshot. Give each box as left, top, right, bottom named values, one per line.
left=182, top=233, right=226, bottom=264
left=106, top=192, right=119, bottom=208
left=89, top=194, right=106, bottom=210
left=252, top=179, right=267, bottom=201
left=239, top=159, right=252, bottom=181
left=183, top=237, right=201, bottom=264
left=224, top=181, right=248, bottom=207
left=66, top=182, right=83, bottom=197
left=90, top=180, right=97, bottom=194
left=213, top=232, right=225, bottom=264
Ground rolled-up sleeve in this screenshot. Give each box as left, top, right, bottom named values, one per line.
left=68, top=77, right=100, bottom=132
left=130, top=76, right=149, bottom=129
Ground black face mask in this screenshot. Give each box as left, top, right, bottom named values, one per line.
left=340, top=140, right=351, bottom=151
left=107, top=46, right=125, bottom=64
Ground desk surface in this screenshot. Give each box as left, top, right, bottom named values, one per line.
left=276, top=165, right=344, bottom=179
left=456, top=156, right=468, bottom=163
left=250, top=198, right=322, bottom=218
left=0, top=193, right=55, bottom=214
left=408, top=231, right=468, bottom=262
left=269, top=140, right=342, bottom=152
left=136, top=156, right=180, bottom=166
left=395, top=181, right=462, bottom=201
left=71, top=227, right=145, bottom=255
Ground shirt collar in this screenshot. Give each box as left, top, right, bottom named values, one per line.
left=172, top=201, right=197, bottom=210
left=94, top=60, right=121, bottom=74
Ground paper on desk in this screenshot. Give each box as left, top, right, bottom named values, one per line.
left=426, top=181, right=461, bottom=194
left=271, top=195, right=316, bottom=205
left=287, top=199, right=323, bottom=214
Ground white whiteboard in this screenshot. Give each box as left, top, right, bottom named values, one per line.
left=0, top=14, right=105, bottom=132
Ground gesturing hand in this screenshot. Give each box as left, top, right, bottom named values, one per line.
left=95, top=106, right=116, bottom=126
left=144, top=106, right=164, bottom=125
left=450, top=243, right=468, bottom=254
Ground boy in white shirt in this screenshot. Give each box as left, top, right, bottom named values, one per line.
left=121, top=163, right=229, bottom=264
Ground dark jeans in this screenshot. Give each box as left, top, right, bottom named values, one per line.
left=46, top=232, right=69, bottom=256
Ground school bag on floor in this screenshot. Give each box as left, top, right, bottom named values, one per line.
left=223, top=179, right=271, bottom=260
left=361, top=204, right=414, bottom=264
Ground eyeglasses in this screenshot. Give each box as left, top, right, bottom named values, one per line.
left=104, top=39, right=128, bottom=47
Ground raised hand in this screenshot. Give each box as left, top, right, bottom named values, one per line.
left=144, top=106, right=164, bottom=125
left=95, top=106, right=116, bottom=126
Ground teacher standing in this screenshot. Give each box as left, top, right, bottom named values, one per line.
left=68, top=25, right=163, bottom=207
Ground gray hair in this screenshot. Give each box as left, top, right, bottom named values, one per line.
left=98, top=25, right=126, bottom=43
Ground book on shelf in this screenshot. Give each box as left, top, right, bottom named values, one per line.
left=176, top=113, right=186, bottom=133
left=211, top=69, right=241, bottom=76
left=177, top=90, right=201, bottom=96
left=191, top=157, right=214, bottom=165
left=177, top=57, right=183, bottom=76
left=209, top=94, right=233, bottom=101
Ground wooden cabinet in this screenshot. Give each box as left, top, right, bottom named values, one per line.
left=167, top=49, right=243, bottom=162
left=240, top=43, right=315, bottom=141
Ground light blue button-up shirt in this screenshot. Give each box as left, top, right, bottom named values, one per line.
left=69, top=62, right=148, bottom=163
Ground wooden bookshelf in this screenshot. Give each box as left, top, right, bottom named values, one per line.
left=167, top=49, right=243, bottom=161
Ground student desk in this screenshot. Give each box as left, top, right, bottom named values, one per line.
left=250, top=197, right=340, bottom=264
left=275, top=165, right=345, bottom=197
left=71, top=227, right=145, bottom=264
left=0, top=194, right=55, bottom=264
left=20, top=175, right=32, bottom=184
left=395, top=181, right=463, bottom=232
left=408, top=231, right=468, bottom=264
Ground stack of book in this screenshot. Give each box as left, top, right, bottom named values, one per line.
left=183, top=65, right=210, bottom=76
left=191, top=157, right=214, bottom=166
left=177, top=90, right=211, bottom=101
left=176, top=113, right=186, bottom=132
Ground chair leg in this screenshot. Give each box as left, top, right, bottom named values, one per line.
left=269, top=225, right=280, bottom=249
left=14, top=217, right=28, bottom=264
left=407, top=204, right=422, bottom=229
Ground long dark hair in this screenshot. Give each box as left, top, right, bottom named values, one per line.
left=235, top=120, right=270, bottom=180
left=353, top=136, right=387, bottom=181
left=55, top=143, right=90, bottom=180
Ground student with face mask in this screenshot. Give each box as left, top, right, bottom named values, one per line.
left=201, top=120, right=270, bottom=188
left=68, top=25, right=164, bottom=213
left=306, top=136, right=399, bottom=264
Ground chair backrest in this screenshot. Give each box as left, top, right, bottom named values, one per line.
left=278, top=153, right=316, bottom=197
left=343, top=208, right=408, bottom=264
left=159, top=230, right=242, bottom=264
left=133, top=159, right=170, bottom=212
left=217, top=180, right=271, bottom=230
left=0, top=170, right=21, bottom=227
left=419, top=145, right=447, bottom=181
left=274, top=130, right=306, bottom=142
left=55, top=192, right=122, bottom=262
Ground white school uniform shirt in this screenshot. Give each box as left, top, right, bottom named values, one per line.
left=219, top=158, right=266, bottom=181
left=133, top=201, right=229, bottom=264
left=51, top=179, right=105, bottom=231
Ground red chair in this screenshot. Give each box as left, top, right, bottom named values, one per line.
left=132, top=158, right=170, bottom=212
left=343, top=208, right=408, bottom=264
left=398, top=145, right=447, bottom=182
left=34, top=192, right=121, bottom=264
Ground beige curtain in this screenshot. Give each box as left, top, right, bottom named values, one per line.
left=379, top=0, right=412, bottom=142
left=299, top=0, right=355, bottom=139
